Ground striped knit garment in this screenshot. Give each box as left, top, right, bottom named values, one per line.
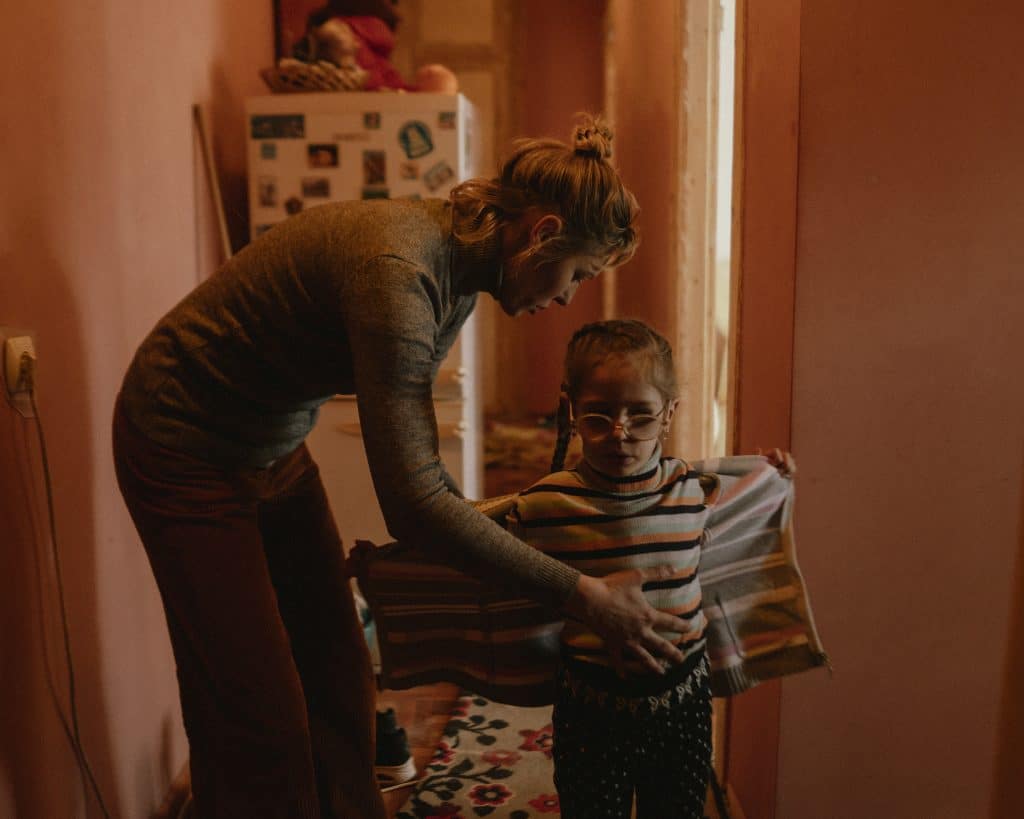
left=507, top=447, right=708, bottom=678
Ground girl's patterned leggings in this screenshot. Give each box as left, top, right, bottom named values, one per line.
left=552, top=656, right=713, bottom=819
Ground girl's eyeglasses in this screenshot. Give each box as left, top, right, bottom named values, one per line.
left=573, top=407, right=667, bottom=441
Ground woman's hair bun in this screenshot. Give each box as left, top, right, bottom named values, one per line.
left=572, top=113, right=614, bottom=159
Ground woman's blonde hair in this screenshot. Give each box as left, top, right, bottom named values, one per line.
left=450, top=113, right=640, bottom=266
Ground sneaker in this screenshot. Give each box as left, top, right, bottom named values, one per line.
left=375, top=708, right=416, bottom=786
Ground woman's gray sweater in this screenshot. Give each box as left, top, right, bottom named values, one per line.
left=119, top=198, right=579, bottom=608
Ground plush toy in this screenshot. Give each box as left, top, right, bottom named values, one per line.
left=298, top=0, right=458, bottom=93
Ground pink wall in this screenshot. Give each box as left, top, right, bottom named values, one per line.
left=778, top=2, right=1024, bottom=816
left=606, top=0, right=680, bottom=340
left=494, top=0, right=680, bottom=418
left=494, top=0, right=607, bottom=418
left=0, top=2, right=272, bottom=816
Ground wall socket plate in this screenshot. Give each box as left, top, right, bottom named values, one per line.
left=1, top=326, right=36, bottom=418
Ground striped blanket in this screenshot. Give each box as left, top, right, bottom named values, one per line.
left=350, top=455, right=829, bottom=704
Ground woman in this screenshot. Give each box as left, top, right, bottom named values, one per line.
left=112, top=115, right=692, bottom=819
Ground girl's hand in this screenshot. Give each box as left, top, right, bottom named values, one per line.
left=758, top=447, right=797, bottom=477
left=564, top=567, right=689, bottom=677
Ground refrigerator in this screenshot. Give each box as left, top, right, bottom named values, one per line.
left=245, top=91, right=484, bottom=547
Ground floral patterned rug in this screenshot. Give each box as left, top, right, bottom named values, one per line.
left=396, top=692, right=561, bottom=818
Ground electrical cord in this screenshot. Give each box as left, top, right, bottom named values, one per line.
left=18, top=352, right=112, bottom=819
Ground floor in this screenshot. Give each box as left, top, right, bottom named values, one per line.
left=378, top=685, right=730, bottom=819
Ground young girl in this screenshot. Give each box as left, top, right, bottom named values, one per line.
left=508, top=319, right=712, bottom=819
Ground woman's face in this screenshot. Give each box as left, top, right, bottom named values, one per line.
left=497, top=212, right=608, bottom=317
left=498, top=251, right=607, bottom=317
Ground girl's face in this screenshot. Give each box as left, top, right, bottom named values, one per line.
left=573, top=354, right=676, bottom=477
left=497, top=213, right=607, bottom=317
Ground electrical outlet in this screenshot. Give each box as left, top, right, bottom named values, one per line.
left=1, top=326, right=36, bottom=418
left=5, top=336, right=35, bottom=392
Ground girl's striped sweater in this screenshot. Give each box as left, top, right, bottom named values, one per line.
left=507, top=447, right=708, bottom=678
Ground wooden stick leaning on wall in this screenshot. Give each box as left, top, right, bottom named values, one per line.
left=192, top=103, right=234, bottom=263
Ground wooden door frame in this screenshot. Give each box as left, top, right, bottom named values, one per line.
left=723, top=1, right=802, bottom=818
left=674, top=0, right=722, bottom=463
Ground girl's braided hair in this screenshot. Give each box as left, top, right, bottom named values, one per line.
left=450, top=113, right=640, bottom=267
left=549, top=319, right=678, bottom=473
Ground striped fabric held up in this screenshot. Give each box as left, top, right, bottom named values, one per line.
left=351, top=456, right=830, bottom=704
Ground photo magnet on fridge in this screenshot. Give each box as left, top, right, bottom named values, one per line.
left=258, top=177, right=278, bottom=207
left=363, top=150, right=387, bottom=185
left=301, top=178, right=331, bottom=198
left=423, top=160, right=454, bottom=193
left=307, top=144, right=339, bottom=168
left=251, top=114, right=305, bottom=139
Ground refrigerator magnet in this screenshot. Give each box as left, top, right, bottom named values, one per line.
left=251, top=114, right=305, bottom=139
left=307, top=144, right=339, bottom=168
left=285, top=196, right=304, bottom=215
left=258, top=177, right=278, bottom=207
left=398, top=121, right=434, bottom=159
left=364, top=112, right=382, bottom=129
left=362, top=187, right=390, bottom=200
left=438, top=111, right=456, bottom=130
left=423, top=160, right=454, bottom=193
left=260, top=142, right=277, bottom=160
left=400, top=161, right=419, bottom=180
left=301, top=177, right=331, bottom=198
left=363, top=150, right=387, bottom=185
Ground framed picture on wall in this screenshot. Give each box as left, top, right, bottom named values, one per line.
left=274, top=0, right=326, bottom=59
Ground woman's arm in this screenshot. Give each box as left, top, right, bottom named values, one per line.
left=342, top=257, right=690, bottom=668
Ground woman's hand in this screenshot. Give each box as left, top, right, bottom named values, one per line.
left=564, top=567, right=689, bottom=677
